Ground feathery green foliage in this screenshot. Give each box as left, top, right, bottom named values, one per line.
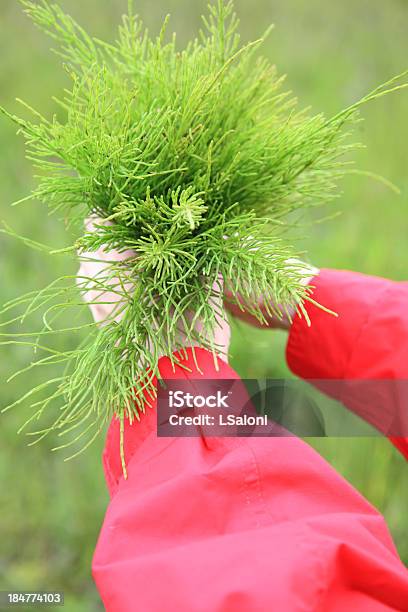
left=1, top=0, right=407, bottom=471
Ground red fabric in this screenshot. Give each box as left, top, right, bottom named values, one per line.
left=93, top=271, right=408, bottom=611
left=287, top=269, right=408, bottom=459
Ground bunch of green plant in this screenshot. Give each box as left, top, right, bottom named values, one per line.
left=1, top=0, right=406, bottom=473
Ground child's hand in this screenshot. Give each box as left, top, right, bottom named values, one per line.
left=77, top=216, right=231, bottom=361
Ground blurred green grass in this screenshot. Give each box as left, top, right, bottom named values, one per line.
left=0, top=0, right=407, bottom=609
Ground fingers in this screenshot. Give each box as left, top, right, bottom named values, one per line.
left=224, top=260, right=320, bottom=331
left=224, top=296, right=291, bottom=330
left=77, top=216, right=134, bottom=324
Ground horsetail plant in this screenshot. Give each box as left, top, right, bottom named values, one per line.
left=1, top=0, right=407, bottom=475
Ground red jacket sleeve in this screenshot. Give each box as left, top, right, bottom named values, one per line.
left=93, top=347, right=408, bottom=611
left=287, top=269, right=408, bottom=459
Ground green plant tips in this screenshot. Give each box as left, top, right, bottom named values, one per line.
left=1, top=0, right=407, bottom=472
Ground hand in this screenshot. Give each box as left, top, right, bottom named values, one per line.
left=225, top=259, right=320, bottom=331
left=77, top=216, right=231, bottom=362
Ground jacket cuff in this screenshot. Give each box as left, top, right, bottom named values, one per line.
left=103, top=347, right=237, bottom=497
left=286, top=268, right=391, bottom=380
left=285, top=269, right=406, bottom=447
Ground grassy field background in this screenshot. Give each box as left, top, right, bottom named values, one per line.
left=0, top=1, right=407, bottom=609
